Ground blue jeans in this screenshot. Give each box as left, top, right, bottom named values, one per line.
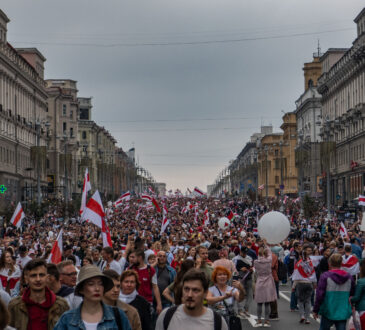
left=290, top=281, right=298, bottom=310
left=319, top=316, right=347, bottom=330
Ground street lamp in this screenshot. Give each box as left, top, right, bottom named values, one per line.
left=323, top=118, right=332, bottom=220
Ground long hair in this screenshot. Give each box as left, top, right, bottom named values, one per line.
left=173, top=259, right=195, bottom=305
left=0, top=250, right=15, bottom=275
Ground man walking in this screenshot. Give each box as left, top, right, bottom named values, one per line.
left=8, top=259, right=69, bottom=330
left=155, top=269, right=228, bottom=330
left=313, top=253, right=355, bottom=330
left=155, top=251, right=176, bottom=309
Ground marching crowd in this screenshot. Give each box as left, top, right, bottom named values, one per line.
left=0, top=195, right=364, bottom=330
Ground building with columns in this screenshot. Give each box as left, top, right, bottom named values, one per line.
left=0, top=9, right=48, bottom=207
left=46, top=80, right=79, bottom=200
left=295, top=52, right=323, bottom=197
left=318, top=7, right=365, bottom=205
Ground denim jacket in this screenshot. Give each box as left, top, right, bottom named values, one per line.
left=54, top=301, right=132, bottom=330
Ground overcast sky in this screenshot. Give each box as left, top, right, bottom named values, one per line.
left=2, top=1, right=363, bottom=192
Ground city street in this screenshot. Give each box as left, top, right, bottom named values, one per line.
left=241, top=283, right=319, bottom=329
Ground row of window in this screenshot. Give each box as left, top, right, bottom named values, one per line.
left=336, top=143, right=365, bottom=167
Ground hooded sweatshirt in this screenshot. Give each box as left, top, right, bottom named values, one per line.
left=22, top=286, right=56, bottom=330
left=313, top=269, right=355, bottom=321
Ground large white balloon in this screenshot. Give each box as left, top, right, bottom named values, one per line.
left=218, top=217, right=230, bottom=230
left=258, top=211, right=290, bottom=244
left=240, top=230, right=247, bottom=238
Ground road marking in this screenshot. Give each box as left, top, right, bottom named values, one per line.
left=279, top=291, right=320, bottom=324
left=246, top=313, right=258, bottom=327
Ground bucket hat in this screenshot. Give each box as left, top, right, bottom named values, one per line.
left=74, top=265, right=114, bottom=296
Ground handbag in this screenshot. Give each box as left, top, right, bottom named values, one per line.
left=215, top=286, right=242, bottom=330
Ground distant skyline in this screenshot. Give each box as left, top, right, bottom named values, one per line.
left=2, top=1, right=364, bottom=191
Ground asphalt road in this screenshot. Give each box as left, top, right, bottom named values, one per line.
left=238, top=282, right=320, bottom=329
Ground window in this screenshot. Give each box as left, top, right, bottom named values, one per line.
left=82, top=131, right=87, bottom=139
left=62, top=104, right=67, bottom=116
left=70, top=110, right=73, bottom=119
left=275, top=149, right=279, bottom=156
left=63, top=122, right=67, bottom=132
left=70, top=127, right=74, bottom=137
left=275, top=176, right=279, bottom=184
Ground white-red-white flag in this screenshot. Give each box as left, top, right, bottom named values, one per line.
left=258, top=184, right=265, bottom=190
left=82, top=190, right=105, bottom=228
left=102, top=219, right=112, bottom=247
left=10, top=202, right=25, bottom=228
left=193, top=187, right=205, bottom=197
left=47, top=229, right=63, bottom=264
left=341, top=254, right=360, bottom=276
left=114, top=191, right=131, bottom=207
left=160, top=204, right=169, bottom=234
left=339, top=222, right=349, bottom=239
left=80, top=168, right=92, bottom=217
left=359, top=195, right=365, bottom=206
left=203, top=207, right=209, bottom=226
left=194, top=205, right=199, bottom=223
left=141, top=193, right=161, bottom=212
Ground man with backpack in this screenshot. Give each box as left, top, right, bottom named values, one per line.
left=155, top=269, right=228, bottom=330
left=128, top=249, right=163, bottom=315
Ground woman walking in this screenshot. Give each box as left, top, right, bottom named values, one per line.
left=254, top=246, right=277, bottom=328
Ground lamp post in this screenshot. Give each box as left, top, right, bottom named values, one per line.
left=264, top=145, right=269, bottom=206
left=324, top=119, right=332, bottom=220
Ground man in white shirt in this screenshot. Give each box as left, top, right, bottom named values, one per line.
left=102, top=246, right=122, bottom=275
left=155, top=269, right=228, bottom=330
left=16, top=245, right=32, bottom=269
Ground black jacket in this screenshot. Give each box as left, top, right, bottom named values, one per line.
left=130, top=294, right=153, bottom=330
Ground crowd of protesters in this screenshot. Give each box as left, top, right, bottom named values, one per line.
left=0, top=194, right=364, bottom=329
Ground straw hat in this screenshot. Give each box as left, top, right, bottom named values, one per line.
left=74, top=265, right=114, bottom=296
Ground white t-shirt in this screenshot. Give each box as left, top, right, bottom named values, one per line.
left=156, top=304, right=228, bottom=330
left=83, top=321, right=98, bottom=330
left=16, top=255, right=32, bottom=269
left=105, top=260, right=122, bottom=275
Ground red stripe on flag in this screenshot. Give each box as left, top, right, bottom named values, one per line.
left=86, top=198, right=105, bottom=218
left=12, top=209, right=23, bottom=227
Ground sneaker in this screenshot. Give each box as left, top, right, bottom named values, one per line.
left=305, top=320, right=310, bottom=324
left=299, top=318, right=305, bottom=323
left=254, top=321, right=263, bottom=328
left=269, top=316, right=279, bottom=321
left=264, top=321, right=271, bottom=328
left=237, top=311, right=247, bottom=319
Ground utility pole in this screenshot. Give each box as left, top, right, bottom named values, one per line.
left=64, top=134, right=69, bottom=221
left=265, top=145, right=269, bottom=206
left=280, top=141, right=284, bottom=212
left=325, top=120, right=332, bottom=221
left=36, top=121, right=41, bottom=206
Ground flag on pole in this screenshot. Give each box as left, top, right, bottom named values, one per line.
left=193, top=187, right=205, bottom=197
left=114, top=191, right=131, bottom=207
left=80, top=168, right=92, bottom=217
left=359, top=195, right=365, bottom=206
left=102, top=219, right=112, bottom=247
left=194, top=205, right=199, bottom=223
left=47, top=230, right=63, bottom=264
left=203, top=207, right=209, bottom=226
left=141, top=194, right=161, bottom=212
left=283, top=195, right=289, bottom=204
left=82, top=190, right=105, bottom=228
left=339, top=222, right=349, bottom=239
left=161, top=204, right=169, bottom=234
left=227, top=210, right=235, bottom=221
left=258, top=184, right=265, bottom=190
left=10, top=202, right=25, bottom=228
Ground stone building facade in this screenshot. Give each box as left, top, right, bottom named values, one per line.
left=295, top=54, right=323, bottom=197
left=46, top=80, right=79, bottom=200
left=318, top=7, right=365, bottom=204
left=0, top=9, right=48, bottom=207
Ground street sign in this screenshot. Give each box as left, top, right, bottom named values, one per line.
left=336, top=194, right=341, bottom=200
left=0, top=185, right=7, bottom=194
left=279, top=184, right=284, bottom=190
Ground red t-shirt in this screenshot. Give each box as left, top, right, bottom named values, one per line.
left=132, top=265, right=155, bottom=303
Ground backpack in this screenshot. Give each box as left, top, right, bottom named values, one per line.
left=163, top=305, right=222, bottom=330
left=277, top=259, right=287, bottom=281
